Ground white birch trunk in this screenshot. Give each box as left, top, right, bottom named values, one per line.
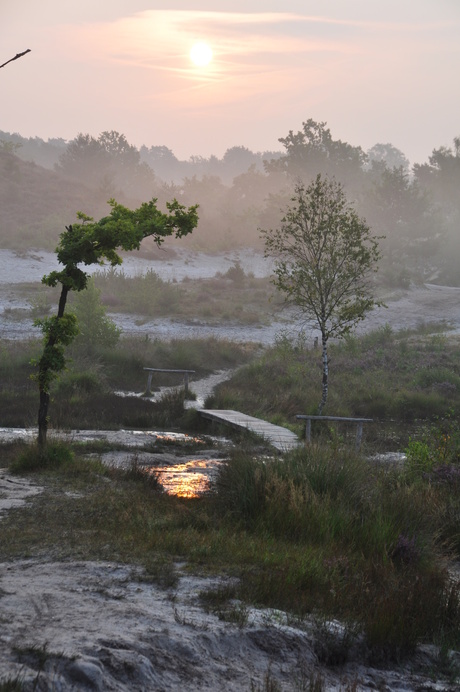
left=318, top=335, right=329, bottom=414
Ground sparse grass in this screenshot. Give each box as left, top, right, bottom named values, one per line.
left=0, top=335, right=258, bottom=429
left=200, top=584, right=250, bottom=627
left=15, top=265, right=281, bottom=329
left=1, top=325, right=460, bottom=670
left=90, top=266, right=281, bottom=326
left=1, top=423, right=460, bottom=664
left=208, top=324, right=460, bottom=450
left=9, top=440, right=74, bottom=474
left=0, top=677, right=24, bottom=691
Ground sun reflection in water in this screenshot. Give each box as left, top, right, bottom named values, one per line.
left=147, top=459, right=224, bottom=498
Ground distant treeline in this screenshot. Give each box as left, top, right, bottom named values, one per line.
left=0, top=120, right=459, bottom=286
left=0, top=129, right=282, bottom=185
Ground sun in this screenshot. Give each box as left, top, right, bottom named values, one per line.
left=190, top=42, right=213, bottom=67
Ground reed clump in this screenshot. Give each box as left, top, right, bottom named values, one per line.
left=211, top=435, right=460, bottom=658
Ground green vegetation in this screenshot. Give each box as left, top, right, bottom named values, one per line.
left=207, top=324, right=460, bottom=449
left=262, top=175, right=382, bottom=413
left=1, top=326, right=460, bottom=670
left=1, top=411, right=460, bottom=663
left=90, top=261, right=281, bottom=325
left=2, top=121, right=460, bottom=286
left=33, top=196, right=199, bottom=446
left=14, top=261, right=281, bottom=331
left=0, top=335, right=257, bottom=429
left=71, top=277, right=121, bottom=349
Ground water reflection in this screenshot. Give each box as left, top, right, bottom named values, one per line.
left=147, top=459, right=224, bottom=498
left=0, top=427, right=227, bottom=499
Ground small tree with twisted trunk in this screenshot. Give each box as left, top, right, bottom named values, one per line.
left=34, top=197, right=198, bottom=447
left=261, top=174, right=382, bottom=414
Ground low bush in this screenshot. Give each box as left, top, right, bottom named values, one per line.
left=9, top=440, right=74, bottom=473
left=91, top=267, right=279, bottom=325
left=0, top=335, right=257, bottom=429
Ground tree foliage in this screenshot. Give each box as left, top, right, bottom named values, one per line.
left=3, top=121, right=460, bottom=284
left=34, top=197, right=198, bottom=446
left=262, top=174, right=381, bottom=413
left=414, top=137, right=460, bottom=213
left=56, top=130, right=155, bottom=200
left=364, top=166, right=443, bottom=268
left=265, top=119, right=367, bottom=189
left=71, top=278, right=121, bottom=350
left=366, top=143, right=410, bottom=173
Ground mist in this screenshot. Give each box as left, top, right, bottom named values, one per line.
left=1, top=120, right=459, bottom=288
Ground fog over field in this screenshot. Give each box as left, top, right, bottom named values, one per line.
left=1, top=1, right=459, bottom=289
left=1, top=119, right=459, bottom=291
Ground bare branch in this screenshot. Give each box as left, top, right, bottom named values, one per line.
left=0, top=49, right=31, bottom=70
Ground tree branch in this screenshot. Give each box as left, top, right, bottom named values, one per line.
left=0, top=49, right=31, bottom=69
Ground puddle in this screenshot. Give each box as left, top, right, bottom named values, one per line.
left=146, top=459, right=225, bottom=498
left=0, top=427, right=229, bottom=499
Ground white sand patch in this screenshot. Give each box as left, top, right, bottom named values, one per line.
left=0, top=469, right=43, bottom=517
left=0, top=559, right=457, bottom=691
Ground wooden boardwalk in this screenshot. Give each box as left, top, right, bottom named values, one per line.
left=198, top=409, right=300, bottom=452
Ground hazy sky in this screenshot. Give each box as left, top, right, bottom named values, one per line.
left=2, top=0, right=459, bottom=164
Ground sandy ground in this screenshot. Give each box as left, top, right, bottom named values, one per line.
left=357, top=283, right=460, bottom=335
left=0, top=250, right=460, bottom=345
left=0, top=463, right=459, bottom=691
left=1, top=547, right=459, bottom=689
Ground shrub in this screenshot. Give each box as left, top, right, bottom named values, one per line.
left=10, top=440, right=74, bottom=473
left=54, top=370, right=102, bottom=396
left=405, top=439, right=436, bottom=478
left=70, top=277, right=121, bottom=349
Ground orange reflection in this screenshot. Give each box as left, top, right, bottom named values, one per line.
left=154, top=434, right=205, bottom=444
left=147, top=459, right=224, bottom=498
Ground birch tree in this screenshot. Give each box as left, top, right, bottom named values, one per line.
left=262, top=174, right=381, bottom=414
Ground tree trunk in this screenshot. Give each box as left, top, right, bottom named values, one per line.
left=318, top=334, right=329, bottom=415
left=38, top=390, right=50, bottom=448
left=37, top=284, right=69, bottom=448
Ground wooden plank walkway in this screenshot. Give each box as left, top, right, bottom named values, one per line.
left=198, top=409, right=300, bottom=452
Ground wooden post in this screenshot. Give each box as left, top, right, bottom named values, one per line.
left=145, top=371, right=153, bottom=396
left=355, top=422, right=363, bottom=451
left=305, top=418, right=312, bottom=445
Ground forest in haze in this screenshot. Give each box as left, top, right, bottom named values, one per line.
left=1, top=119, right=459, bottom=287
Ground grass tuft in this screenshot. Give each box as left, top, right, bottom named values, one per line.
left=9, top=440, right=74, bottom=474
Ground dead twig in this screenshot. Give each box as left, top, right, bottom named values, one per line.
left=0, top=49, right=31, bottom=69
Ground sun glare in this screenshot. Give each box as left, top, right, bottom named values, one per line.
left=190, top=41, right=213, bottom=67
